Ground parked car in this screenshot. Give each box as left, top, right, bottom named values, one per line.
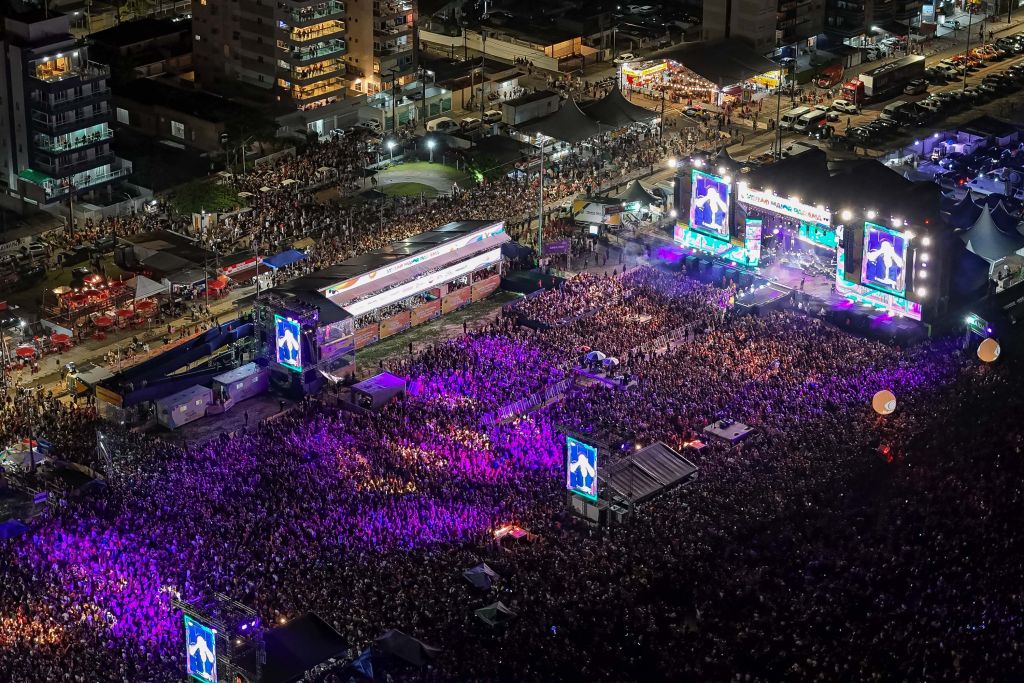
left=354, top=120, right=382, bottom=132
left=829, top=98, right=859, bottom=114
left=459, top=116, right=482, bottom=132
left=482, top=109, right=503, bottom=124
left=426, top=116, right=459, bottom=133
left=903, top=79, right=928, bottom=95
left=613, top=52, right=637, bottom=64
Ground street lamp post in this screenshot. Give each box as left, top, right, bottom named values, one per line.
left=427, top=138, right=436, bottom=163
left=387, top=139, right=396, bottom=161
left=963, top=10, right=974, bottom=93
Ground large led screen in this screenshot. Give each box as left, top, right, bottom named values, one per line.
left=565, top=436, right=598, bottom=501
left=861, top=222, right=908, bottom=297
left=184, top=615, right=217, bottom=683
left=274, top=314, right=302, bottom=372
left=690, top=169, right=731, bottom=239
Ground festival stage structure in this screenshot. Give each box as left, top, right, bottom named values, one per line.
left=256, top=220, right=509, bottom=395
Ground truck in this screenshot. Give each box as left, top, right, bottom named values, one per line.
left=843, top=55, right=926, bottom=103
left=815, top=63, right=844, bottom=89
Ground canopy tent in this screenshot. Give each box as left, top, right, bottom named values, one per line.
left=990, top=201, right=1022, bottom=235
left=0, top=519, right=29, bottom=539
left=943, top=192, right=984, bottom=230
left=129, top=275, right=168, bottom=301
left=372, top=629, right=439, bottom=668
left=262, top=249, right=307, bottom=270
left=618, top=179, right=661, bottom=207
left=582, top=86, right=658, bottom=128
left=961, top=206, right=1024, bottom=264
left=475, top=601, right=517, bottom=627
left=519, top=97, right=604, bottom=143
left=462, top=563, right=500, bottom=590
left=644, top=40, right=779, bottom=88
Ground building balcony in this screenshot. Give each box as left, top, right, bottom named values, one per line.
left=37, top=159, right=133, bottom=200
left=374, top=0, right=413, bottom=17
left=291, top=76, right=345, bottom=102
left=31, top=105, right=112, bottom=135
left=287, top=38, right=347, bottom=63
left=32, top=87, right=111, bottom=113
left=289, top=0, right=345, bottom=27
left=289, top=21, right=345, bottom=43
left=36, top=150, right=115, bottom=178
left=374, top=21, right=412, bottom=37
left=292, top=58, right=345, bottom=83
left=34, top=128, right=113, bottom=154
left=31, top=61, right=109, bottom=87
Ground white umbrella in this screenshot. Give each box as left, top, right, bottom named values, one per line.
left=585, top=350, right=607, bottom=362
left=602, top=357, right=620, bottom=367
left=259, top=186, right=272, bottom=193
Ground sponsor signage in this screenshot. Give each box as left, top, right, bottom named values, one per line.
left=737, top=185, right=831, bottom=226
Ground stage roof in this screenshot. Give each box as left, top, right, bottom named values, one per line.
left=645, top=40, right=779, bottom=87
left=244, top=614, right=348, bottom=683
left=276, top=220, right=508, bottom=306
left=603, top=441, right=698, bottom=503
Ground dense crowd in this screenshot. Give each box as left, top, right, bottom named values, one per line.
left=1, top=265, right=1021, bottom=682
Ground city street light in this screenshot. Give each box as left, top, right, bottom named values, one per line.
left=427, top=138, right=436, bottom=163
left=387, top=139, right=396, bottom=161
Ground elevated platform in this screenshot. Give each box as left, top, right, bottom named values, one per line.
left=734, top=284, right=791, bottom=315
left=703, top=418, right=755, bottom=444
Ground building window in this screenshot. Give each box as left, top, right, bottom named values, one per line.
left=116, top=107, right=130, bottom=125
left=171, top=121, right=185, bottom=139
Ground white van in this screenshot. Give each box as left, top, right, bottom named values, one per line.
left=780, top=106, right=812, bottom=130
left=426, top=116, right=459, bottom=133
left=794, top=108, right=827, bottom=133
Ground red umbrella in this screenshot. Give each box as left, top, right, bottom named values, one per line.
left=15, top=345, right=36, bottom=358
left=51, top=333, right=71, bottom=345
left=207, top=278, right=227, bottom=290
left=136, top=299, right=157, bottom=311
left=116, top=308, right=134, bottom=318
left=93, top=315, right=114, bottom=328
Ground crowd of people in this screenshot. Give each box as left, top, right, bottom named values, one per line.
left=1, top=264, right=1020, bottom=682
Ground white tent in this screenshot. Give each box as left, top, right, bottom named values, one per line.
left=130, top=275, right=168, bottom=301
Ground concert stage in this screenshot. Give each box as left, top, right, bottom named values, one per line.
left=703, top=418, right=755, bottom=444
left=734, top=284, right=791, bottom=316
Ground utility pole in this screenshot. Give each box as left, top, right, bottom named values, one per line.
left=480, top=31, right=487, bottom=121
left=537, top=139, right=545, bottom=259
left=963, top=10, right=974, bottom=93
left=659, top=87, right=666, bottom=139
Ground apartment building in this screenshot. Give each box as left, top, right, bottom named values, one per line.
left=0, top=11, right=131, bottom=213
left=193, top=0, right=348, bottom=110
left=344, top=0, right=416, bottom=95
left=703, top=0, right=826, bottom=52
left=825, top=0, right=925, bottom=45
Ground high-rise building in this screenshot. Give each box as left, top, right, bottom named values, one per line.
left=193, top=0, right=348, bottom=111
left=0, top=10, right=131, bottom=213
left=825, top=0, right=924, bottom=45
left=343, top=0, right=416, bottom=95
left=703, top=0, right=825, bottom=52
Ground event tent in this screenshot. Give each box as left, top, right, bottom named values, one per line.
left=475, top=601, right=517, bottom=627
left=462, top=563, right=500, bottom=590
left=962, top=205, right=1024, bottom=264
left=263, top=249, right=307, bottom=270
left=519, top=97, right=604, bottom=143
left=618, top=179, right=661, bottom=207
left=583, top=86, right=658, bottom=128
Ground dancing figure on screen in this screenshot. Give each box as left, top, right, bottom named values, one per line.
left=692, top=185, right=729, bottom=232
left=865, top=238, right=905, bottom=289
left=188, top=634, right=216, bottom=680
left=568, top=451, right=596, bottom=491
left=277, top=326, right=300, bottom=364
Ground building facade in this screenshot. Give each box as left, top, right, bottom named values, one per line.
left=825, top=0, right=925, bottom=45
left=193, top=0, right=348, bottom=110
left=0, top=11, right=130, bottom=213
left=703, top=0, right=826, bottom=52
left=344, top=0, right=416, bottom=95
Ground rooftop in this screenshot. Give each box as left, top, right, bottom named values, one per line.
left=89, top=17, right=190, bottom=48
left=116, top=78, right=250, bottom=124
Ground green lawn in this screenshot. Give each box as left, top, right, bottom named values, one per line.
left=379, top=182, right=439, bottom=197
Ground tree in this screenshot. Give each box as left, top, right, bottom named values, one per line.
left=168, top=178, right=246, bottom=216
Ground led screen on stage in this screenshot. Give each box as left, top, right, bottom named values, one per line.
left=184, top=615, right=217, bottom=683
left=565, top=436, right=598, bottom=501
left=274, top=314, right=302, bottom=372
left=861, top=222, right=908, bottom=297
left=690, top=169, right=731, bottom=239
